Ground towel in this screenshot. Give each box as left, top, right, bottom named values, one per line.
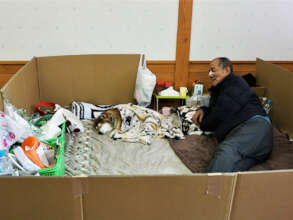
left=71, top=101, right=114, bottom=120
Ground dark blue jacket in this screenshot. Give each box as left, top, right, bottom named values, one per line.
left=200, top=72, right=266, bottom=142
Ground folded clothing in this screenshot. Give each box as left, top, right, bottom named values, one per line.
left=176, top=106, right=203, bottom=135
left=71, top=101, right=114, bottom=120
left=158, top=86, right=180, bottom=96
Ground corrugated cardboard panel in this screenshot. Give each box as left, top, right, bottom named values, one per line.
left=0, top=91, right=3, bottom=111
left=0, top=177, right=80, bottom=220
left=37, top=54, right=140, bottom=106
left=0, top=58, right=39, bottom=114
left=256, top=58, right=293, bottom=137
left=84, top=175, right=236, bottom=220
left=251, top=86, right=267, bottom=97
left=231, top=171, right=293, bottom=220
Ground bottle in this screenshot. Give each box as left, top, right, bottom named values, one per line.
left=187, top=94, right=199, bottom=107
left=0, top=147, right=13, bottom=176
left=264, top=100, right=272, bottom=115
left=261, top=97, right=267, bottom=106
left=191, top=80, right=204, bottom=97
left=191, top=80, right=198, bottom=96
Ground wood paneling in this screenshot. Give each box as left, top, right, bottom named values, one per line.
left=1, top=60, right=293, bottom=91
left=0, top=64, right=24, bottom=74
left=188, top=61, right=293, bottom=93
left=174, top=0, right=193, bottom=89
left=0, top=73, right=14, bottom=88
left=147, top=61, right=176, bottom=83
left=0, top=63, right=25, bottom=88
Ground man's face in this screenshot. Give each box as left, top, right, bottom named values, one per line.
left=209, top=59, right=231, bottom=86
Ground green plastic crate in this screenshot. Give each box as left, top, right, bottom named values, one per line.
left=38, top=122, right=66, bottom=176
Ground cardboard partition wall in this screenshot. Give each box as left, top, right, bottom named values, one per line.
left=36, top=54, right=140, bottom=106
left=256, top=58, right=293, bottom=138
left=0, top=177, right=81, bottom=220
left=231, top=170, right=293, bottom=220
left=84, top=175, right=236, bottom=220
left=1, top=55, right=293, bottom=220
left=0, top=54, right=140, bottom=113
left=1, top=57, right=39, bottom=114
left=251, top=86, right=267, bottom=97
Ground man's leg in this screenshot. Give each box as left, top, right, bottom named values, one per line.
left=232, top=157, right=258, bottom=172
left=205, top=139, right=243, bottom=173
left=206, top=117, right=273, bottom=173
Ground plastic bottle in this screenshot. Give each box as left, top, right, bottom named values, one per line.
left=0, top=147, right=13, bottom=176
left=264, top=100, right=272, bottom=115
left=190, top=80, right=203, bottom=96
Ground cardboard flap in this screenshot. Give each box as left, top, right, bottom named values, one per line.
left=256, top=58, right=293, bottom=137
left=231, top=170, right=293, bottom=220
left=37, top=54, right=140, bottom=106
left=84, top=175, right=236, bottom=220
left=0, top=177, right=80, bottom=220
left=0, top=58, right=39, bottom=114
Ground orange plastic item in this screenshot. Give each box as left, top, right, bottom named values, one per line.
left=21, top=136, right=47, bottom=169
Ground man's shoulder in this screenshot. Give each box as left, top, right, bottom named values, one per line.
left=224, top=74, right=250, bottom=91
left=220, top=74, right=252, bottom=102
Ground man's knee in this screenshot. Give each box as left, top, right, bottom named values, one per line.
left=206, top=144, right=241, bottom=173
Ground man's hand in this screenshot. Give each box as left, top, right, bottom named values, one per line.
left=192, top=110, right=204, bottom=126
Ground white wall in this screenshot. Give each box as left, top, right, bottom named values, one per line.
left=0, top=0, right=179, bottom=60
left=1, top=0, right=293, bottom=61
left=190, top=0, right=293, bottom=60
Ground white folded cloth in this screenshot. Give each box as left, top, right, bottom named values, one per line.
left=158, top=86, right=180, bottom=96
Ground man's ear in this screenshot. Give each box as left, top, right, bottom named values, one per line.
left=224, top=66, right=231, bottom=75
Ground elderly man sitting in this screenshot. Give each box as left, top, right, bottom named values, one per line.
left=192, top=57, right=272, bottom=172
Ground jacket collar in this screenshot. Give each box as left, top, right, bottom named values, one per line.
left=209, top=72, right=235, bottom=92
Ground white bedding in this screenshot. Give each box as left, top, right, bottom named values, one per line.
left=65, top=120, right=191, bottom=176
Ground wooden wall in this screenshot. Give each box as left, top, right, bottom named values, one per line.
left=149, top=60, right=293, bottom=93
left=1, top=60, right=293, bottom=91
left=0, top=61, right=26, bottom=88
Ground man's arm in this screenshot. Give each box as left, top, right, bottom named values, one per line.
left=200, top=89, right=250, bottom=131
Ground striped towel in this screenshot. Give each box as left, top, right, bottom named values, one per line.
left=71, top=101, right=114, bottom=120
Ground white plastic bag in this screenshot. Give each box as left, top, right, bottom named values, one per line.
left=3, top=99, right=50, bottom=141
left=4, top=102, right=33, bottom=141
left=134, top=54, right=156, bottom=107
left=0, top=112, right=24, bottom=151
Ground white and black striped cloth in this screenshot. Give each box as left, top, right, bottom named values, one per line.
left=71, top=101, right=114, bottom=120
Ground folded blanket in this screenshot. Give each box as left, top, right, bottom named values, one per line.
left=72, top=102, right=184, bottom=144
left=112, top=103, right=185, bottom=145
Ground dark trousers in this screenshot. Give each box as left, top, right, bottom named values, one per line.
left=205, top=117, right=273, bottom=173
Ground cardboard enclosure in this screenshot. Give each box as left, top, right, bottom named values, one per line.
left=0, top=55, right=293, bottom=220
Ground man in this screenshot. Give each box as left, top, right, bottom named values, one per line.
left=192, top=57, right=272, bottom=172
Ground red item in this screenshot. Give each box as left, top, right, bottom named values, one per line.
left=165, top=81, right=173, bottom=88
left=157, top=81, right=165, bottom=86
left=35, top=102, right=56, bottom=116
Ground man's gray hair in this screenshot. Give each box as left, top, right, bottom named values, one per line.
left=216, top=57, right=233, bottom=73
